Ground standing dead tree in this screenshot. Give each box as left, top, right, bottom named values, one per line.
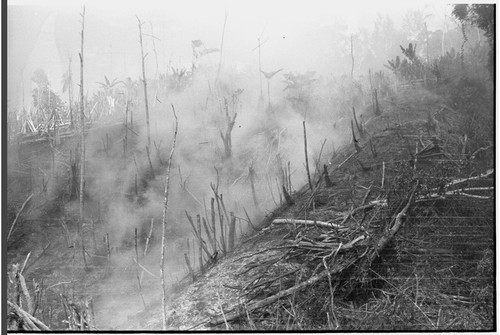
left=220, top=99, right=237, bottom=159
left=78, top=6, right=88, bottom=270
left=303, top=121, right=313, bottom=191
left=136, top=16, right=151, bottom=148
left=160, top=105, right=179, bottom=330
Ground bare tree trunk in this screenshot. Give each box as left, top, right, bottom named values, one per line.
left=78, top=7, right=87, bottom=271
left=160, top=105, right=179, bottom=330
left=137, top=16, right=151, bottom=147
left=303, top=121, right=313, bottom=191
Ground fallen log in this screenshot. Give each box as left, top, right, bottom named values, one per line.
left=7, top=301, right=50, bottom=331
left=364, top=182, right=418, bottom=266
left=272, top=219, right=347, bottom=230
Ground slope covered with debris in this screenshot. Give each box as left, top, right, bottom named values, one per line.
left=124, top=86, right=494, bottom=331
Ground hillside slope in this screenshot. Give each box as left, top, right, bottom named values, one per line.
left=122, top=86, right=494, bottom=331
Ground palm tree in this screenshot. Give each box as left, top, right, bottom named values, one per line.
left=261, top=68, right=283, bottom=108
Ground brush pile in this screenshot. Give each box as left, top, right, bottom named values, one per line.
left=203, top=89, right=493, bottom=330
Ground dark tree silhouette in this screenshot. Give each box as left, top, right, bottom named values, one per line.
left=452, top=4, right=495, bottom=75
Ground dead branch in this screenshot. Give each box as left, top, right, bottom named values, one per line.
left=365, top=182, right=418, bottom=266
left=8, top=301, right=50, bottom=331
left=443, top=169, right=493, bottom=189
left=134, top=258, right=160, bottom=279
left=272, top=219, right=347, bottom=230
left=470, top=144, right=493, bottom=160
left=337, top=151, right=358, bottom=170
left=7, top=193, right=34, bottom=241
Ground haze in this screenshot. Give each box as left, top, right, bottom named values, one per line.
left=7, top=0, right=452, bottom=108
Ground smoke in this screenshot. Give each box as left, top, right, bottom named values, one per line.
left=8, top=1, right=461, bottom=328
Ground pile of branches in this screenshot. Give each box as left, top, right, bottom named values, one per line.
left=207, top=179, right=418, bottom=327
left=206, top=161, right=493, bottom=327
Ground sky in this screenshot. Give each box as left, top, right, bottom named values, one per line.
left=6, top=0, right=464, bottom=109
